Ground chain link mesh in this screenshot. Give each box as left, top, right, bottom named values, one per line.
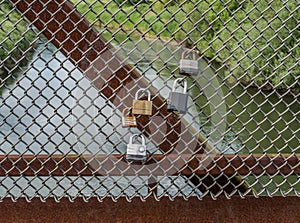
left=0, top=0, right=299, bottom=201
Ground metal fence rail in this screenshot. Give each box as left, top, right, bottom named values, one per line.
left=0, top=0, right=299, bottom=201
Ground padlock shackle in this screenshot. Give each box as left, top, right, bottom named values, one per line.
left=172, top=78, right=188, bottom=93
left=129, top=134, right=146, bottom=145
left=135, top=88, right=151, bottom=101
left=122, top=107, right=132, bottom=117
left=181, top=49, right=197, bottom=60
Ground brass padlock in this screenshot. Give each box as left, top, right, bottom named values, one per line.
left=179, top=49, right=198, bottom=75
left=122, top=107, right=137, bottom=128
left=132, top=88, right=152, bottom=115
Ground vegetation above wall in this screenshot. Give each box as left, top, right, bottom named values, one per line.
left=0, top=1, right=35, bottom=67
left=73, top=0, right=299, bottom=90
left=0, top=0, right=298, bottom=90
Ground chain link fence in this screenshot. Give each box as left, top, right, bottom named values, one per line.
left=0, top=0, right=299, bottom=201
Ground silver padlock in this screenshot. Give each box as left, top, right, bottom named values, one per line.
left=179, top=49, right=198, bottom=75
left=167, top=78, right=188, bottom=114
left=132, top=88, right=152, bottom=115
left=126, top=134, right=147, bottom=162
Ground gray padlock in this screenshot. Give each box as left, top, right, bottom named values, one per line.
left=179, top=49, right=198, bottom=75
left=167, top=78, right=188, bottom=114
left=126, top=134, right=147, bottom=162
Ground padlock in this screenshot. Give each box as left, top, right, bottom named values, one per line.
left=167, top=78, right=188, bottom=114
left=179, top=49, right=198, bottom=75
left=122, top=107, right=137, bottom=128
left=132, top=88, right=152, bottom=115
left=126, top=134, right=147, bottom=162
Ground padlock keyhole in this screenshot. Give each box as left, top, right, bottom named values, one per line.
left=138, top=146, right=145, bottom=152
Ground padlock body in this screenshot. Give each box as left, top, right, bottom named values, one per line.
left=167, top=92, right=188, bottom=114
left=132, top=100, right=152, bottom=115
left=126, top=144, right=147, bottom=162
left=122, top=116, right=137, bottom=127
left=179, top=59, right=198, bottom=75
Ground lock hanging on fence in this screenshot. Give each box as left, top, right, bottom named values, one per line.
left=179, top=49, right=198, bottom=75
left=126, top=134, right=147, bottom=162
left=122, top=107, right=137, bottom=128
left=167, top=78, right=188, bottom=114
left=132, top=88, right=152, bottom=115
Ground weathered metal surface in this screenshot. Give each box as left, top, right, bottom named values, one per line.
left=8, top=0, right=251, bottom=195
left=10, top=0, right=208, bottom=155
left=4, top=0, right=298, bottom=200
left=0, top=154, right=299, bottom=176
left=0, top=197, right=300, bottom=222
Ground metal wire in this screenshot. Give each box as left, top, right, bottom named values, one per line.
left=0, top=0, right=299, bottom=201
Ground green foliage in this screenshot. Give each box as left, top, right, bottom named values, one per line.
left=115, top=0, right=150, bottom=5
left=1, top=0, right=298, bottom=90
left=0, top=1, right=35, bottom=62
left=73, top=0, right=298, bottom=89
left=190, top=0, right=299, bottom=89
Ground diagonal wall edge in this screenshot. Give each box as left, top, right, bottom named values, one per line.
left=9, top=0, right=249, bottom=194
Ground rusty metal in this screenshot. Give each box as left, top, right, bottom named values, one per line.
left=0, top=0, right=298, bottom=200
left=0, top=154, right=299, bottom=176
left=0, top=197, right=300, bottom=222
left=10, top=0, right=208, bottom=155
left=7, top=0, right=248, bottom=196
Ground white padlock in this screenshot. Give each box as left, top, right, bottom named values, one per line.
left=126, top=134, right=147, bottom=162
left=179, top=49, right=198, bottom=75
